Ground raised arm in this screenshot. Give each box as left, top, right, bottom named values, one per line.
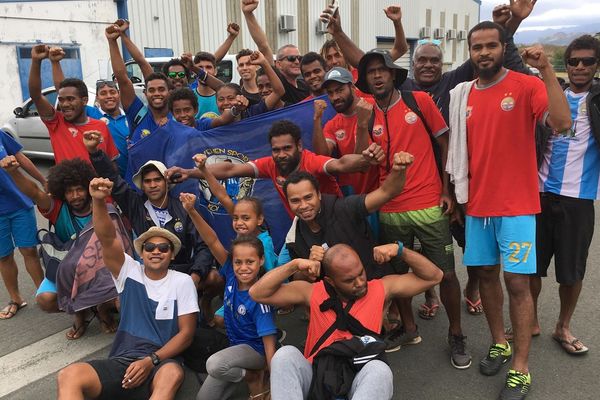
left=522, top=46, right=572, bottom=132
left=312, top=100, right=334, bottom=155
left=106, top=25, right=136, bottom=109
left=28, top=45, right=55, bottom=119
left=505, top=0, right=537, bottom=37
left=49, top=47, right=66, bottom=90
left=251, top=51, right=285, bottom=109
left=354, top=98, right=374, bottom=153
left=241, top=0, right=275, bottom=66
left=249, top=258, right=318, bottom=307
left=326, top=142, right=384, bottom=175
left=364, top=152, right=413, bottom=213
left=115, top=19, right=154, bottom=79
left=492, top=4, right=531, bottom=75
left=193, top=154, right=235, bottom=215
left=90, top=178, right=125, bottom=277
left=14, top=152, right=46, bottom=188
left=207, top=161, right=256, bottom=180
left=0, top=156, right=51, bottom=210
left=320, top=5, right=363, bottom=68
left=384, top=6, right=409, bottom=60
left=179, top=193, right=229, bottom=266
left=214, top=23, right=240, bottom=63
left=375, top=243, right=443, bottom=300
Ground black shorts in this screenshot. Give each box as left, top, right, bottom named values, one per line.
left=536, top=193, right=594, bottom=285
left=87, top=357, right=180, bottom=400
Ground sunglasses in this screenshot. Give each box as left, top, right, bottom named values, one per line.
left=96, top=79, right=117, bottom=89
left=143, top=242, right=172, bottom=253
left=279, top=55, right=302, bottom=62
left=168, top=71, right=187, bottom=78
left=417, top=39, right=442, bottom=46
left=566, top=57, right=597, bottom=67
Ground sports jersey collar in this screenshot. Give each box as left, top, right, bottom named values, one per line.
left=373, top=90, right=403, bottom=112
left=100, top=107, right=126, bottom=119
left=475, top=68, right=509, bottom=90
left=144, top=200, right=172, bottom=227
left=565, top=88, right=588, bottom=99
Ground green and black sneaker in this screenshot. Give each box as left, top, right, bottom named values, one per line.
left=499, top=369, right=531, bottom=400
left=480, top=342, right=512, bottom=376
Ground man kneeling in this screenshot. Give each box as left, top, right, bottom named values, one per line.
left=249, top=243, right=442, bottom=399
left=57, top=177, right=198, bottom=400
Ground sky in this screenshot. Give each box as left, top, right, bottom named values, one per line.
left=480, top=0, right=600, bottom=31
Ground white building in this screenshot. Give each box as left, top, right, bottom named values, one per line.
left=0, top=0, right=480, bottom=123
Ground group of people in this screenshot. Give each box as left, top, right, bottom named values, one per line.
left=0, top=0, right=598, bottom=399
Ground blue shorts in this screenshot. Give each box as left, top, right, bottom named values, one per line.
left=463, top=215, right=536, bottom=274
left=36, top=277, right=57, bottom=295
left=0, top=207, right=39, bottom=258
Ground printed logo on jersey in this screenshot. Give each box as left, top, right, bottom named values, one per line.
left=405, top=111, right=418, bottom=124
left=141, top=129, right=151, bottom=138
left=237, top=304, right=247, bottom=315
left=579, top=102, right=587, bottom=116
left=174, top=221, right=184, bottom=233
left=372, top=124, right=384, bottom=137
left=335, top=129, right=346, bottom=140
left=68, top=127, right=79, bottom=137
left=198, top=150, right=255, bottom=214
left=500, top=93, right=515, bottom=111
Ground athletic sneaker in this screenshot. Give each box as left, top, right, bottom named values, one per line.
left=499, top=369, right=531, bottom=400
left=448, top=333, right=472, bottom=369
left=480, top=342, right=512, bottom=376
left=384, top=325, right=422, bottom=353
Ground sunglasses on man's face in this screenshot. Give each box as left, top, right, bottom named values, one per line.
left=143, top=242, right=172, bottom=253
left=279, top=55, right=302, bottom=63
left=168, top=71, right=187, bottom=78
left=566, top=57, right=597, bottom=67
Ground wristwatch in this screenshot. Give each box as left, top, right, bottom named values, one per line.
left=150, top=352, right=160, bottom=366
left=230, top=105, right=240, bottom=117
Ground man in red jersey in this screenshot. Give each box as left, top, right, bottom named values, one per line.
left=447, top=21, right=572, bottom=400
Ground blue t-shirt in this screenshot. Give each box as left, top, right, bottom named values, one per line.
left=86, top=106, right=129, bottom=176
left=125, top=97, right=173, bottom=145
left=243, top=99, right=270, bottom=119
left=258, top=231, right=277, bottom=273
left=190, top=80, right=220, bottom=119
left=0, top=131, right=34, bottom=215
left=219, top=259, right=277, bottom=354
left=195, top=117, right=213, bottom=131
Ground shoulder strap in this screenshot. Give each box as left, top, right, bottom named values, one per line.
left=308, top=295, right=355, bottom=358
left=367, top=109, right=376, bottom=141
left=128, top=106, right=149, bottom=141
left=400, top=90, right=432, bottom=136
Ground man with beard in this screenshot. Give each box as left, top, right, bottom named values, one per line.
left=532, top=35, right=600, bottom=356
left=281, top=150, right=412, bottom=282
left=313, top=67, right=379, bottom=195
left=248, top=243, right=442, bottom=399
left=166, top=119, right=384, bottom=218
left=28, top=45, right=119, bottom=164
left=447, top=22, right=572, bottom=399
left=0, top=156, right=117, bottom=339
left=162, top=58, right=191, bottom=91
left=300, top=53, right=327, bottom=101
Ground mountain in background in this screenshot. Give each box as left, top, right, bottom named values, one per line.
left=514, top=23, right=600, bottom=45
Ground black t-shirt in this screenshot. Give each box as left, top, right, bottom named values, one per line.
left=241, top=86, right=262, bottom=106
left=275, top=67, right=310, bottom=105
left=287, top=194, right=394, bottom=279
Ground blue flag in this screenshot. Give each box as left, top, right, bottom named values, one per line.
left=127, top=96, right=336, bottom=252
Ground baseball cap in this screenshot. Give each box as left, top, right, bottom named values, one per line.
left=322, top=67, right=354, bottom=88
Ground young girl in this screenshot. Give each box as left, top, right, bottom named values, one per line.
left=181, top=193, right=276, bottom=400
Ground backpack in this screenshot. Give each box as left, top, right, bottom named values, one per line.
left=37, top=228, right=73, bottom=282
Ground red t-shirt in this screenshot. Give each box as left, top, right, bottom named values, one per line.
left=250, top=150, right=342, bottom=217
left=304, top=279, right=385, bottom=363
left=323, top=112, right=379, bottom=194
left=371, top=91, right=448, bottom=213
left=466, top=70, right=548, bottom=216
left=42, top=111, right=119, bottom=164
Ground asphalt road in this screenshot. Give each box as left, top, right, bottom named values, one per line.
left=0, top=160, right=598, bottom=399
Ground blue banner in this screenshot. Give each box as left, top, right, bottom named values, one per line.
left=127, top=96, right=336, bottom=252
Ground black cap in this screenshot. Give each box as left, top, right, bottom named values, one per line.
left=355, top=49, right=408, bottom=94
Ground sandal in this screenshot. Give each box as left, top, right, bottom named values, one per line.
left=0, top=300, right=27, bottom=320
left=418, top=303, right=439, bottom=320
left=66, top=313, right=95, bottom=340
left=463, top=289, right=483, bottom=315
left=552, top=335, right=589, bottom=355
left=249, top=389, right=270, bottom=400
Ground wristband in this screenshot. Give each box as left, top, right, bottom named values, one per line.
left=230, top=105, right=240, bottom=117
left=197, top=68, right=207, bottom=84
left=396, top=241, right=404, bottom=256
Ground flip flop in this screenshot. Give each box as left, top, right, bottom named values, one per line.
left=0, top=301, right=27, bottom=320
left=552, top=335, right=589, bottom=355
left=463, top=289, right=483, bottom=315
left=66, top=314, right=95, bottom=340
left=418, top=303, right=439, bottom=320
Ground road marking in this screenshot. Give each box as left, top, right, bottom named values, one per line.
left=0, top=326, right=114, bottom=397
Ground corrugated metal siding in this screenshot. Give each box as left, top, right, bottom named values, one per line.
left=277, top=0, right=299, bottom=51
left=128, top=0, right=184, bottom=56
left=197, top=0, right=228, bottom=53
left=307, top=0, right=329, bottom=55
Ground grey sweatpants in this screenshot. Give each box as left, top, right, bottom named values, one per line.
left=270, top=345, right=393, bottom=400
left=195, top=344, right=266, bottom=400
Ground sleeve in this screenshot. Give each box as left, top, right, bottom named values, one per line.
left=342, top=194, right=369, bottom=220
left=246, top=100, right=269, bottom=117
left=305, top=152, right=335, bottom=176
left=259, top=233, right=278, bottom=272
left=176, top=274, right=200, bottom=316
left=277, top=245, right=292, bottom=266
left=249, top=157, right=271, bottom=178
left=195, top=117, right=213, bottom=131
left=504, top=36, right=531, bottom=75
left=415, top=92, right=449, bottom=137
left=529, top=76, right=549, bottom=122
left=218, top=259, right=233, bottom=279
left=41, top=111, right=62, bottom=133
left=124, top=96, right=144, bottom=131
left=322, top=120, right=339, bottom=147
left=1, top=130, right=23, bottom=154
left=39, top=198, right=61, bottom=225
left=85, top=105, right=103, bottom=119
left=252, top=302, right=277, bottom=337
left=113, top=253, right=136, bottom=293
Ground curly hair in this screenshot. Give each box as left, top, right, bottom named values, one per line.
left=268, top=119, right=302, bottom=143
left=47, top=158, right=97, bottom=201
left=564, top=35, right=600, bottom=65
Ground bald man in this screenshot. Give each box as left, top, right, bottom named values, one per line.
left=249, top=243, right=442, bottom=399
